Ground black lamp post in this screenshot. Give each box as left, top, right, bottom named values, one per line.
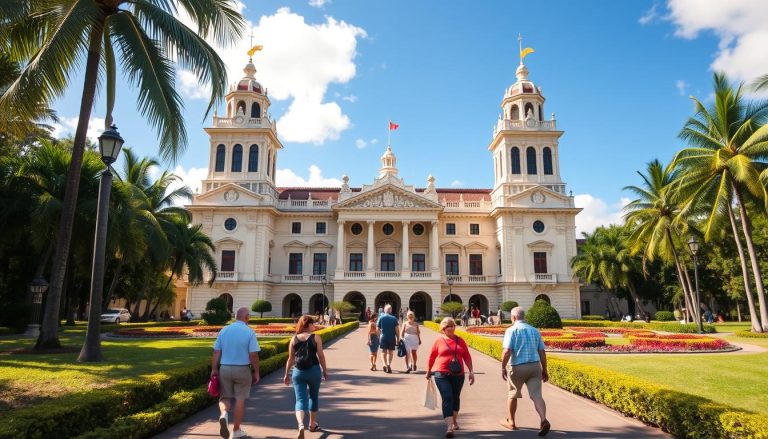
left=687, top=236, right=705, bottom=334
left=78, top=125, right=124, bottom=362
left=320, top=274, right=328, bottom=315
left=447, top=276, right=454, bottom=304
left=25, top=276, right=49, bottom=337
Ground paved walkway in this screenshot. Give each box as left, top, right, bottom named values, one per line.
left=155, top=325, right=668, bottom=438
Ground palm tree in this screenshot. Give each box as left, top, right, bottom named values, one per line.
left=1, top=0, right=244, bottom=349
left=623, top=159, right=707, bottom=325
left=674, top=73, right=768, bottom=331
left=165, top=217, right=217, bottom=289
left=571, top=225, right=646, bottom=317
left=752, top=74, right=768, bottom=92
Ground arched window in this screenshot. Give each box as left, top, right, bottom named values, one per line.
left=543, top=147, right=553, bottom=175
left=510, top=147, right=521, bottom=174
left=231, top=144, right=242, bottom=172
left=272, top=153, right=277, bottom=178
left=526, top=147, right=537, bottom=175
left=524, top=102, right=534, bottom=119
left=215, top=144, right=225, bottom=172
left=236, top=100, right=246, bottom=115
left=538, top=104, right=543, bottom=121
left=510, top=104, right=520, bottom=120
left=248, top=144, right=259, bottom=172
left=251, top=102, right=261, bottom=118
left=267, top=151, right=271, bottom=176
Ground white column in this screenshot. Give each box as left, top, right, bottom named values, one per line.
left=336, top=220, right=345, bottom=273
left=367, top=220, right=375, bottom=271
left=401, top=221, right=410, bottom=271
left=430, top=220, right=440, bottom=272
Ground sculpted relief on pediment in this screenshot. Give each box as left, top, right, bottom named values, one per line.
left=345, top=190, right=432, bottom=209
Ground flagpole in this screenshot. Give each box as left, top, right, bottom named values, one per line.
left=387, top=121, right=391, bottom=147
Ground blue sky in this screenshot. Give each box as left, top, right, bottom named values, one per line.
left=50, top=0, right=768, bottom=233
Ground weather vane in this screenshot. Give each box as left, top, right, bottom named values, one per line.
left=247, top=32, right=263, bottom=61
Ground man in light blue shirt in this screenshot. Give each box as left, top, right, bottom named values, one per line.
left=211, top=307, right=261, bottom=439
left=500, top=307, right=550, bottom=436
left=377, top=304, right=400, bottom=373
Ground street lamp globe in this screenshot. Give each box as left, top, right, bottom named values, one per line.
left=29, top=276, right=49, bottom=304
left=687, top=236, right=699, bottom=255
left=98, top=124, right=125, bottom=165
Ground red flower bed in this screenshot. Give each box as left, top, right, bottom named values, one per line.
left=566, top=326, right=649, bottom=335
left=466, top=326, right=508, bottom=335
left=114, top=329, right=187, bottom=337
left=628, top=336, right=729, bottom=350
left=544, top=337, right=606, bottom=349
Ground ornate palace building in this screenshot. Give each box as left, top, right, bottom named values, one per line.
left=184, top=56, right=582, bottom=320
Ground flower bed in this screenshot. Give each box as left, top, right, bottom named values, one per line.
left=628, top=336, right=729, bottom=350
left=544, top=337, right=606, bottom=349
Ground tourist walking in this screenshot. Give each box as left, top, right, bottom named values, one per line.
left=284, top=315, right=328, bottom=439
left=496, top=306, right=504, bottom=325
left=499, top=306, right=550, bottom=436
left=460, top=307, right=469, bottom=327
left=366, top=313, right=380, bottom=370
left=377, top=304, right=399, bottom=373
left=400, top=310, right=421, bottom=372
left=426, top=317, right=475, bottom=438
left=211, top=307, right=261, bottom=439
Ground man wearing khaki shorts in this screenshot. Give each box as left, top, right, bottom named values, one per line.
left=212, top=307, right=261, bottom=439
left=500, top=306, right=550, bottom=436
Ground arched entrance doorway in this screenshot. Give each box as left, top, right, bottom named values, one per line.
left=343, top=291, right=366, bottom=318
left=468, top=294, right=489, bottom=316
left=282, top=294, right=302, bottom=318
left=534, top=294, right=551, bottom=305
left=409, top=292, right=432, bottom=322
left=309, top=293, right=329, bottom=315
left=218, top=293, right=234, bottom=313
left=374, top=291, right=401, bottom=314
left=443, top=295, right=462, bottom=304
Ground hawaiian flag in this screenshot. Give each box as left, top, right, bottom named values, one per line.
left=389, top=121, right=399, bottom=131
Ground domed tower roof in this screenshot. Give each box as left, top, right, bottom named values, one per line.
left=379, top=146, right=398, bottom=178
left=234, top=60, right=264, bottom=94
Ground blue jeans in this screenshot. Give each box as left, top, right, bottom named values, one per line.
left=433, top=372, right=465, bottom=418
left=292, top=364, right=322, bottom=413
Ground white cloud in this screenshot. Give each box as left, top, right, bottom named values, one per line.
left=666, top=0, right=768, bottom=85
left=276, top=165, right=342, bottom=187
left=170, top=165, right=208, bottom=197
left=178, top=70, right=212, bottom=99
left=675, top=79, right=688, bottom=96
left=309, top=0, right=330, bottom=7
left=450, top=180, right=463, bottom=187
left=177, top=8, right=366, bottom=144
left=574, top=194, right=629, bottom=236
left=639, top=3, right=659, bottom=25
left=342, top=94, right=358, bottom=103
left=51, top=116, right=106, bottom=145
left=370, top=138, right=379, bottom=145
left=355, top=138, right=367, bottom=149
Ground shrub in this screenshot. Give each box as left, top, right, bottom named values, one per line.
left=251, top=300, right=272, bottom=318
left=441, top=301, right=463, bottom=317
left=331, top=301, right=356, bottom=316
left=500, top=301, right=519, bottom=312
left=581, top=315, right=605, bottom=321
left=654, top=311, right=675, bottom=321
left=734, top=330, right=768, bottom=338
left=423, top=321, right=767, bottom=437
left=526, top=300, right=562, bottom=329
left=0, top=302, right=30, bottom=330
left=201, top=298, right=231, bottom=325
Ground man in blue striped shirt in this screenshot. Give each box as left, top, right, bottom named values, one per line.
left=500, top=307, right=550, bottom=436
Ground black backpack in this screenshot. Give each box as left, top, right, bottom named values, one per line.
left=293, top=335, right=315, bottom=370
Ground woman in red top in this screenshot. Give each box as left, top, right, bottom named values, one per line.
left=426, top=317, right=475, bottom=438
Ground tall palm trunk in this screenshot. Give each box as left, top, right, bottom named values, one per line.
left=733, top=186, right=768, bottom=331
left=728, top=203, right=761, bottom=332
left=681, top=265, right=700, bottom=323
left=104, top=259, right=125, bottom=306
left=626, top=283, right=645, bottom=318
left=36, top=23, right=104, bottom=350
left=666, top=229, right=695, bottom=322
left=675, top=262, right=693, bottom=322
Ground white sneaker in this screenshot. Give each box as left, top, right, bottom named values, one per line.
left=231, top=428, right=248, bottom=438
left=219, top=413, right=229, bottom=439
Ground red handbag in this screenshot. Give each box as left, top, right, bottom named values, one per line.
left=207, top=374, right=220, bottom=397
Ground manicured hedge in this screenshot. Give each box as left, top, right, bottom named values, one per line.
left=0, top=321, right=358, bottom=439
left=654, top=311, right=676, bottom=321
left=423, top=321, right=768, bottom=438
left=0, top=326, right=18, bottom=335
left=734, top=330, right=768, bottom=338
left=581, top=315, right=606, bottom=321
left=562, top=319, right=716, bottom=333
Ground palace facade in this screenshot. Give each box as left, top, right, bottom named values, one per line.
left=183, top=57, right=582, bottom=320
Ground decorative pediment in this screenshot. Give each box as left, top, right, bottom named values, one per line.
left=376, top=238, right=401, bottom=249
left=465, top=241, right=489, bottom=254
left=527, top=240, right=554, bottom=249
left=283, top=240, right=307, bottom=254
left=308, top=240, right=334, bottom=250
left=334, top=183, right=443, bottom=210
left=504, top=185, right=571, bottom=207
left=194, top=183, right=264, bottom=205
left=215, top=237, right=243, bottom=248
left=440, top=241, right=463, bottom=250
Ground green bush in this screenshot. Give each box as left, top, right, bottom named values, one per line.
left=561, top=319, right=716, bottom=333
left=654, top=311, right=675, bottom=321
left=526, top=300, right=562, bottom=329
left=0, top=326, right=19, bottom=335
left=201, top=298, right=231, bottom=325
left=735, top=330, right=768, bottom=338
left=441, top=301, right=463, bottom=317
left=581, top=315, right=605, bottom=321
left=501, top=301, right=519, bottom=312
left=0, top=302, right=30, bottom=330
left=423, top=322, right=768, bottom=438
left=251, top=300, right=272, bottom=318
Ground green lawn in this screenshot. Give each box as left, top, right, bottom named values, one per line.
left=551, top=350, right=768, bottom=415
left=0, top=326, right=287, bottom=414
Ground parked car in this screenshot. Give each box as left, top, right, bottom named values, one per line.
left=100, top=308, right=131, bottom=324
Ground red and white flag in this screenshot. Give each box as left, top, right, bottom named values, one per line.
left=389, top=121, right=399, bottom=131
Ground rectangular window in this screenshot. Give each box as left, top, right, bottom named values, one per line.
left=469, top=223, right=480, bottom=235
left=289, top=253, right=303, bottom=275
left=381, top=253, right=395, bottom=271
left=315, top=222, right=326, bottom=234
left=412, top=253, right=426, bottom=272
left=445, top=254, right=459, bottom=275
left=469, top=254, right=483, bottom=275
left=313, top=253, right=327, bottom=275
left=446, top=223, right=456, bottom=235
left=221, top=250, right=236, bottom=272
left=349, top=253, right=363, bottom=272
left=533, top=252, right=547, bottom=274
left=581, top=300, right=591, bottom=316
left=291, top=222, right=301, bottom=234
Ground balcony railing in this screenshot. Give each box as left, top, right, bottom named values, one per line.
left=212, top=116, right=276, bottom=133
left=410, top=272, right=433, bottom=279
left=375, top=271, right=401, bottom=279
left=531, top=273, right=557, bottom=283
left=343, top=271, right=367, bottom=279
left=443, top=275, right=493, bottom=284
left=217, top=271, right=237, bottom=282
left=493, top=118, right=556, bottom=136
left=276, top=198, right=333, bottom=211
